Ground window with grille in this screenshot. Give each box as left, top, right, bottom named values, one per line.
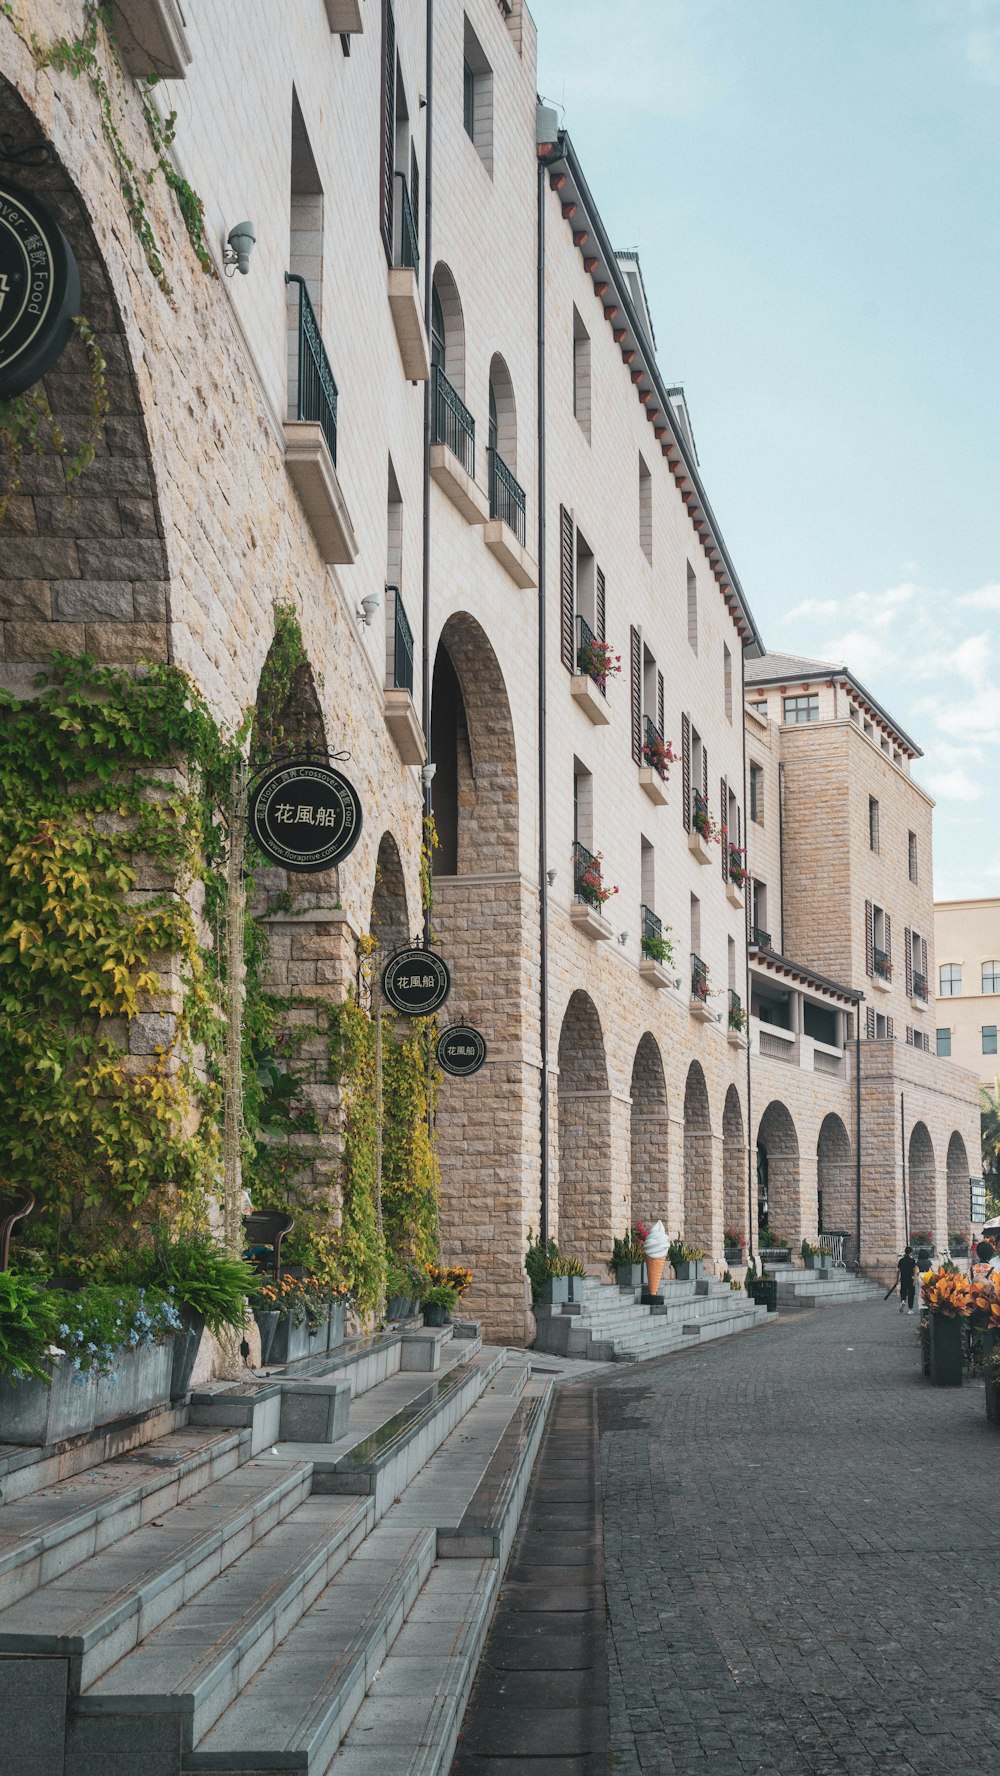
left=936, top=1028, right=951, bottom=1057
left=939, top=963, right=962, bottom=996
left=686, top=562, right=697, bottom=653
left=749, top=761, right=763, bottom=824
left=638, top=454, right=652, bottom=563
left=983, top=962, right=1000, bottom=994
left=749, top=698, right=767, bottom=717
left=908, top=831, right=918, bottom=882
left=984, top=1026, right=998, bottom=1056
left=572, top=307, right=591, bottom=441
left=869, top=796, right=879, bottom=853
left=783, top=693, right=819, bottom=723
left=723, top=645, right=732, bottom=721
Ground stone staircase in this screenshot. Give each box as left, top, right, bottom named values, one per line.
left=762, top=1262, right=886, bottom=1311
left=532, top=1274, right=771, bottom=1363
left=0, top=1319, right=552, bottom=1776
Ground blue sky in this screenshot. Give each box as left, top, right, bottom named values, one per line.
left=534, top=0, right=999, bottom=899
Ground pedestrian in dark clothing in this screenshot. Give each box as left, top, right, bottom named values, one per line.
left=897, top=1246, right=917, bottom=1314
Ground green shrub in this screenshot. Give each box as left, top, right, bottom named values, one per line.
left=525, top=1229, right=562, bottom=1301
left=420, top=1283, right=458, bottom=1312
left=118, top=1228, right=255, bottom=1335
left=0, top=1272, right=62, bottom=1383
left=667, top=1239, right=704, bottom=1267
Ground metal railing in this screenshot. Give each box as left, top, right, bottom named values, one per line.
left=640, top=903, right=662, bottom=960
left=573, top=839, right=605, bottom=910
left=690, top=951, right=709, bottom=1003
left=286, top=273, right=338, bottom=466
left=728, top=846, right=747, bottom=887
left=814, top=1050, right=844, bottom=1075
left=432, top=364, right=475, bottom=477
left=642, top=714, right=669, bottom=778
left=751, top=925, right=772, bottom=950
left=385, top=585, right=414, bottom=695
left=759, top=1030, right=794, bottom=1062
left=576, top=612, right=607, bottom=693
left=488, top=447, right=526, bottom=543
left=873, top=946, right=891, bottom=981
left=912, top=969, right=928, bottom=1002
left=728, top=988, right=746, bottom=1032
left=818, top=1233, right=847, bottom=1268
left=393, top=172, right=419, bottom=276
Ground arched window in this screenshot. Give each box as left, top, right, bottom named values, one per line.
left=431, top=286, right=445, bottom=372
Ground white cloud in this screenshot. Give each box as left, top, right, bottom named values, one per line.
left=780, top=597, right=841, bottom=623
left=957, top=582, right=1000, bottom=611
left=924, top=768, right=983, bottom=803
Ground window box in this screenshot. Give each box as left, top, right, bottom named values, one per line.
left=688, top=829, right=712, bottom=865
left=639, top=957, right=672, bottom=990
left=111, top=0, right=191, bottom=77
left=571, top=673, right=612, bottom=726
left=283, top=422, right=359, bottom=564
left=323, top=0, right=364, bottom=30
left=727, top=1026, right=749, bottom=1049
left=430, top=443, right=489, bottom=525
left=639, top=766, right=668, bottom=807
left=726, top=879, right=745, bottom=908
left=690, top=1000, right=715, bottom=1024
left=483, top=519, right=538, bottom=588
left=871, top=971, right=891, bottom=994
left=387, top=267, right=431, bottom=381
left=569, top=900, right=613, bottom=941
left=384, top=689, right=426, bottom=766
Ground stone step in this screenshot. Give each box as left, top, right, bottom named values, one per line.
left=74, top=1491, right=373, bottom=1756
left=592, top=1301, right=769, bottom=1364
left=0, top=1456, right=313, bottom=1691
left=0, top=1424, right=248, bottom=1613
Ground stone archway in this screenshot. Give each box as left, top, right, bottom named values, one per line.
left=431, top=262, right=466, bottom=395
left=683, top=1062, right=714, bottom=1255
left=429, top=613, right=532, bottom=1344
left=629, top=1033, right=668, bottom=1232
left=946, top=1133, right=971, bottom=1246
left=757, top=1100, right=801, bottom=1249
left=722, top=1085, right=746, bottom=1250
left=907, top=1122, right=937, bottom=1246
left=370, top=831, right=411, bottom=956
left=817, top=1113, right=853, bottom=1238
left=557, top=991, right=612, bottom=1264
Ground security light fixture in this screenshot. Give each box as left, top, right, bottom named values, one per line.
left=356, top=591, right=382, bottom=627
left=546, top=868, right=557, bottom=885
left=223, top=221, right=256, bottom=276
left=618, top=931, right=629, bottom=946
left=420, top=763, right=437, bottom=788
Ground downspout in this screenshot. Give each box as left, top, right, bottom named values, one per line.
left=420, top=0, right=434, bottom=947
left=777, top=761, right=786, bottom=948
left=742, top=660, right=754, bottom=1265
left=900, top=1091, right=908, bottom=1246
left=855, top=1008, right=863, bottom=1268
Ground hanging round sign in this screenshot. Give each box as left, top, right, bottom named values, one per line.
left=248, top=759, right=362, bottom=873
left=0, top=179, right=81, bottom=401
left=436, top=1024, right=487, bottom=1078
left=381, top=947, right=451, bottom=1017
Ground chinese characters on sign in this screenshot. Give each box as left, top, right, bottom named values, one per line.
left=381, top=947, right=451, bottom=1016
left=248, top=761, right=363, bottom=873
left=0, top=179, right=80, bottom=400
left=436, top=1025, right=487, bottom=1078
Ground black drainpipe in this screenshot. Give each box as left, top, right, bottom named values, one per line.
left=420, top=0, right=434, bottom=947
left=855, top=1011, right=863, bottom=1268
left=742, top=657, right=754, bottom=1265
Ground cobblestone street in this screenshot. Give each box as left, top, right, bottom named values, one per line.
left=602, top=1301, right=1000, bottom=1774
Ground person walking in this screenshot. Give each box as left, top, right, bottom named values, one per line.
left=897, top=1245, right=918, bottom=1314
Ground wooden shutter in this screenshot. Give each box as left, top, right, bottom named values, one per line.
left=681, top=713, right=691, bottom=831
left=846, top=1012, right=854, bottom=1043
left=885, top=913, right=892, bottom=976
left=629, top=627, right=642, bottom=764
left=865, top=900, right=873, bottom=977
left=921, top=935, right=928, bottom=981
left=410, top=142, right=419, bottom=247
left=906, top=1025, right=912, bottom=1046
left=905, top=927, right=912, bottom=998
left=656, top=669, right=664, bottom=736
left=559, top=505, right=575, bottom=671
left=886, top=1015, right=894, bottom=1040
left=596, top=566, right=606, bottom=643
left=380, top=0, right=396, bottom=263
left=720, top=777, right=728, bottom=879
left=866, top=1005, right=875, bottom=1040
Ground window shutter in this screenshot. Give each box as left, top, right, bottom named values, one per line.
left=596, top=566, right=606, bottom=643
left=905, top=927, right=912, bottom=998
left=410, top=143, right=419, bottom=247
left=865, top=900, right=873, bottom=978
left=559, top=505, right=575, bottom=672
left=866, top=1006, right=875, bottom=1040
left=681, top=713, right=691, bottom=831
left=720, top=777, right=728, bottom=879
left=906, top=1024, right=912, bottom=1046
left=886, top=1015, right=894, bottom=1040
left=885, top=913, right=892, bottom=974
left=380, top=0, right=396, bottom=263
left=629, top=626, right=642, bottom=765
left=746, top=873, right=752, bottom=942
left=657, top=669, right=664, bottom=736
left=921, top=935, right=928, bottom=980
left=846, top=1012, right=854, bottom=1043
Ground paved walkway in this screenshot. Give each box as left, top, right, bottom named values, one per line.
left=601, top=1300, right=1000, bottom=1774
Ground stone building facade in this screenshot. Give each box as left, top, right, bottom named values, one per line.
left=0, top=0, right=978, bottom=1343
left=934, top=898, right=1000, bottom=1084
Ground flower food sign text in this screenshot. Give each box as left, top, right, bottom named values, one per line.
left=249, top=760, right=362, bottom=873
left=0, top=179, right=81, bottom=400
left=381, top=947, right=451, bottom=1017
left=436, top=1024, right=487, bottom=1078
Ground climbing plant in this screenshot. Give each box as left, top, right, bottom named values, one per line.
left=0, top=316, right=108, bottom=526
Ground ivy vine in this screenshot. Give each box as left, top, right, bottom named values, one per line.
left=0, top=315, right=108, bottom=526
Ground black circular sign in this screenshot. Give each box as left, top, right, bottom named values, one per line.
left=381, top=946, right=451, bottom=1016
left=0, top=179, right=81, bottom=400
left=249, top=760, right=362, bottom=873
left=437, top=1024, right=487, bottom=1077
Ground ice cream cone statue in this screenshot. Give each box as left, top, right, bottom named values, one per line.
left=643, top=1220, right=669, bottom=1297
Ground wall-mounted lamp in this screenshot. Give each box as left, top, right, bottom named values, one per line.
left=618, top=931, right=629, bottom=947
left=223, top=221, right=256, bottom=276
left=546, top=867, right=557, bottom=886
left=420, top=762, right=437, bottom=788
left=356, top=591, right=382, bottom=628
left=673, top=977, right=683, bottom=991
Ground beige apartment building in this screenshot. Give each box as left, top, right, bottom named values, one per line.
left=744, top=654, right=980, bottom=1268
left=935, top=898, right=1000, bottom=1083
left=0, top=0, right=979, bottom=1348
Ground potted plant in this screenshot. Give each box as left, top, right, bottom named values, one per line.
left=641, top=928, right=675, bottom=967
left=759, top=1232, right=790, bottom=1261
left=575, top=851, right=619, bottom=911
left=577, top=633, right=622, bottom=690
left=609, top=1224, right=647, bottom=1290
left=641, top=731, right=676, bottom=779
left=727, top=845, right=749, bottom=888
left=727, top=1001, right=748, bottom=1035
left=122, top=1228, right=257, bottom=1401
left=562, top=1257, right=588, bottom=1301
left=744, top=1261, right=778, bottom=1313
left=801, top=1239, right=821, bottom=1272
left=668, top=1238, right=704, bottom=1283
left=691, top=790, right=721, bottom=844
left=948, top=1231, right=969, bottom=1259
left=526, top=1230, right=569, bottom=1305
left=386, top=1260, right=420, bottom=1320
left=921, top=1267, right=971, bottom=1386
left=986, top=1351, right=1000, bottom=1426
left=723, top=1226, right=745, bottom=1263
left=421, top=1283, right=458, bottom=1327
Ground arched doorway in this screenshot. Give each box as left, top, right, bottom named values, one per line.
left=557, top=991, right=612, bottom=1264
left=946, top=1133, right=971, bottom=1247
left=629, top=1034, right=668, bottom=1232
left=722, top=1085, right=746, bottom=1249
left=757, top=1101, right=801, bottom=1249
left=430, top=262, right=466, bottom=393
left=907, top=1122, right=937, bottom=1246
left=370, top=831, right=411, bottom=956
left=431, top=614, right=519, bottom=878
left=683, top=1062, right=714, bottom=1254
left=817, top=1113, right=853, bottom=1239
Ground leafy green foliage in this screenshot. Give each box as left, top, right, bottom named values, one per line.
left=0, top=1273, right=63, bottom=1382
left=420, top=1283, right=457, bottom=1312
left=525, top=1229, right=562, bottom=1301
left=117, top=1227, right=255, bottom=1335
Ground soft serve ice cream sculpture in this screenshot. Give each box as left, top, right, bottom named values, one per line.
left=643, top=1220, right=669, bottom=1296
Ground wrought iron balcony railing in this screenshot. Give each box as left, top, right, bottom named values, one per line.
left=691, top=951, right=709, bottom=1003
left=572, top=838, right=607, bottom=911
left=640, top=903, right=662, bottom=960
left=385, top=585, right=414, bottom=695
left=751, top=925, right=772, bottom=951
left=873, top=947, right=891, bottom=981
left=393, top=172, right=419, bottom=276
left=912, top=969, right=928, bottom=1002
left=487, top=447, right=526, bottom=544
left=432, top=364, right=475, bottom=478
left=728, top=987, right=747, bottom=1033
left=286, top=273, right=338, bottom=466
left=576, top=612, right=610, bottom=694
left=642, top=714, right=669, bottom=779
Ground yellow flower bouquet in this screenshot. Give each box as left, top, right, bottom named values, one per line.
left=920, top=1268, right=972, bottom=1318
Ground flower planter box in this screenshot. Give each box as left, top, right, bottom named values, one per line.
left=759, top=1248, right=791, bottom=1265
left=726, top=880, right=745, bottom=908
left=751, top=1279, right=778, bottom=1313
left=537, top=1275, right=570, bottom=1306
left=569, top=901, right=613, bottom=942
left=929, top=1312, right=963, bottom=1387
left=0, top=1340, right=172, bottom=1447
left=688, top=830, right=712, bottom=865
left=673, top=1261, right=703, bottom=1282
left=727, top=1027, right=749, bottom=1049
left=986, top=1372, right=1000, bottom=1426
left=570, top=673, right=612, bottom=726
left=616, top=1263, right=644, bottom=1290
left=170, top=1309, right=205, bottom=1401
left=308, top=1309, right=332, bottom=1359
left=566, top=1275, right=588, bottom=1302
left=724, top=1248, right=744, bottom=1266
left=266, top=1312, right=311, bottom=1366
left=422, top=1303, right=452, bottom=1328
left=254, top=1309, right=280, bottom=1367
left=638, top=766, right=669, bottom=807
left=804, top=1255, right=824, bottom=1271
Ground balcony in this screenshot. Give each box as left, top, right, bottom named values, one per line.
left=484, top=448, right=537, bottom=587
left=430, top=365, right=488, bottom=523
left=323, top=0, right=364, bottom=30
left=727, top=988, right=749, bottom=1049
left=639, top=714, right=670, bottom=806
left=111, top=0, right=191, bottom=77
left=639, top=904, right=673, bottom=989
left=726, top=845, right=748, bottom=907
left=690, top=952, right=714, bottom=1022
left=911, top=969, right=929, bottom=1005
left=284, top=275, right=358, bottom=564
left=750, top=925, right=772, bottom=952
left=873, top=947, right=891, bottom=990
left=569, top=840, right=614, bottom=941
left=387, top=174, right=430, bottom=382
left=383, top=586, right=425, bottom=766
left=570, top=614, right=612, bottom=726
left=688, top=789, right=713, bottom=865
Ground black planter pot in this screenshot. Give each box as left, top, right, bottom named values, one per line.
left=986, top=1373, right=1000, bottom=1426
left=422, top=1303, right=451, bottom=1327
left=386, top=1295, right=412, bottom=1320
left=751, top=1279, right=778, bottom=1313
left=170, top=1309, right=205, bottom=1402
left=253, top=1308, right=280, bottom=1367
left=929, top=1311, right=963, bottom=1387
